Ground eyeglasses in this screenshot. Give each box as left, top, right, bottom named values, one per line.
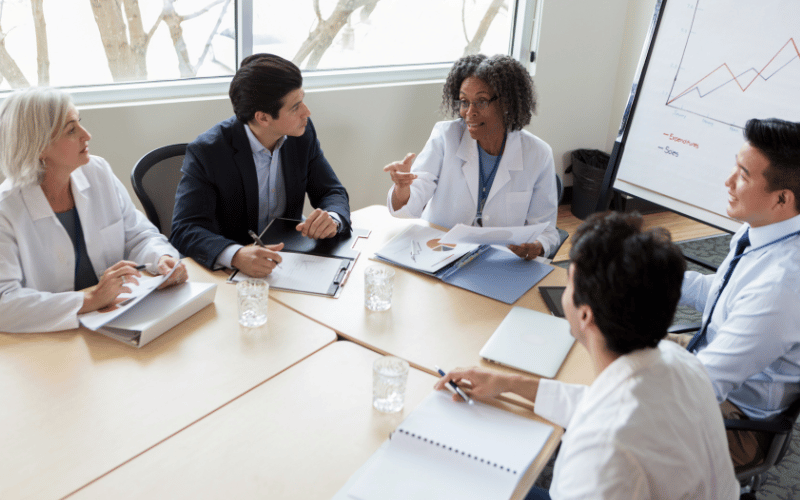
left=455, top=95, right=498, bottom=111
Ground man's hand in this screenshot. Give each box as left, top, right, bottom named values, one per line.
left=296, top=209, right=338, bottom=239
left=232, top=243, right=284, bottom=277
left=434, top=366, right=538, bottom=404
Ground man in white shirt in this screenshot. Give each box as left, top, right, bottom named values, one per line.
left=436, top=211, right=739, bottom=499
left=675, top=118, right=800, bottom=471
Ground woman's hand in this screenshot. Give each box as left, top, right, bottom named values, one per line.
left=383, top=152, right=417, bottom=210
left=78, top=260, right=141, bottom=313
left=508, top=241, right=545, bottom=260
left=157, top=255, right=188, bottom=289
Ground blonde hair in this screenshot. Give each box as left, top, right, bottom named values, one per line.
left=0, top=87, right=74, bottom=187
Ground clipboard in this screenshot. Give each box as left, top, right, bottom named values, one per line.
left=228, top=218, right=370, bottom=298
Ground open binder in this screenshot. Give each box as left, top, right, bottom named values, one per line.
left=82, top=281, right=216, bottom=348
left=344, top=391, right=553, bottom=500
left=228, top=218, right=370, bottom=298
left=374, top=224, right=553, bottom=304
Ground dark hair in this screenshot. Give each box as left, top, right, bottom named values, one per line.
left=441, top=54, right=536, bottom=132
left=229, top=53, right=302, bottom=123
left=568, top=212, right=686, bottom=355
left=744, top=118, right=800, bottom=212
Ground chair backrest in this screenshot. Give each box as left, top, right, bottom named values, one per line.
left=546, top=174, right=568, bottom=260
left=130, top=144, right=188, bottom=239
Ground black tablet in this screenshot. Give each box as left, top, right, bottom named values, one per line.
left=539, top=286, right=566, bottom=317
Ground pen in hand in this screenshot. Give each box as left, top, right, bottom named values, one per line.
left=435, top=365, right=474, bottom=405
left=248, top=230, right=265, bottom=247
left=249, top=229, right=281, bottom=269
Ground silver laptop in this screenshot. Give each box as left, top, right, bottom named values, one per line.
left=480, top=306, right=575, bottom=378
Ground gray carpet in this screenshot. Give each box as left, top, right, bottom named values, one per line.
left=536, top=234, right=800, bottom=498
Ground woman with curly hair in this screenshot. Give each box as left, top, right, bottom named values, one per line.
left=384, top=54, right=558, bottom=259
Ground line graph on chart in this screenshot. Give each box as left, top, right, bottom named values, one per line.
left=665, top=0, right=800, bottom=128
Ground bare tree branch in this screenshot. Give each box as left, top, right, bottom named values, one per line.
left=181, top=0, right=226, bottom=22
left=123, top=0, right=148, bottom=78
left=192, top=0, right=231, bottom=74
left=461, top=0, right=469, bottom=44
left=463, top=0, right=505, bottom=56
left=161, top=0, right=193, bottom=77
left=0, top=16, right=27, bottom=87
left=293, top=0, right=374, bottom=70
left=89, top=0, right=140, bottom=81
left=30, top=0, right=49, bottom=85
left=313, top=0, right=322, bottom=22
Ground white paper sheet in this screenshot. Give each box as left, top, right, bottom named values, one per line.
left=229, top=251, right=345, bottom=295
left=438, top=222, right=549, bottom=246
left=348, top=391, right=553, bottom=500
left=373, top=225, right=478, bottom=274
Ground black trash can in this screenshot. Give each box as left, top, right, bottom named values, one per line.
left=568, top=149, right=610, bottom=220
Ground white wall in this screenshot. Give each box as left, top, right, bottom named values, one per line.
left=73, top=0, right=657, bottom=212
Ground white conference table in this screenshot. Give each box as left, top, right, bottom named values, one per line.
left=0, top=259, right=336, bottom=500
left=271, top=205, right=593, bottom=388
left=70, top=341, right=557, bottom=500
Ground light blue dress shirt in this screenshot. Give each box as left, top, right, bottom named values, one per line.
left=214, top=125, right=342, bottom=270
left=680, top=213, right=800, bottom=419
left=215, top=126, right=287, bottom=269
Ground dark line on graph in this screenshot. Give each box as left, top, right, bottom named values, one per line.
left=666, top=0, right=701, bottom=102
left=665, top=103, right=741, bottom=129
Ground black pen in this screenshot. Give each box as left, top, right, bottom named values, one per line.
left=248, top=229, right=265, bottom=247
left=134, top=264, right=148, bottom=271
left=435, top=365, right=474, bottom=405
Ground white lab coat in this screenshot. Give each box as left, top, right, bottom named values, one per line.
left=536, top=341, right=739, bottom=499
left=388, top=119, right=559, bottom=255
left=0, top=156, right=179, bottom=333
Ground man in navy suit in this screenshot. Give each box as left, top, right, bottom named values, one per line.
left=171, top=54, right=351, bottom=277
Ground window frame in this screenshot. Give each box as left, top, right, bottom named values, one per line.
left=22, top=0, right=542, bottom=107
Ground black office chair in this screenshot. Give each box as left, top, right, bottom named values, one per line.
left=668, top=325, right=800, bottom=499
left=733, top=395, right=800, bottom=498
left=131, top=143, right=188, bottom=239
left=546, top=174, right=570, bottom=260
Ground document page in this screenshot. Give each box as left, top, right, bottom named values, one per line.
left=229, top=252, right=344, bottom=295
left=348, top=391, right=553, bottom=500
left=438, top=222, right=549, bottom=246
left=79, top=274, right=168, bottom=331
left=374, top=225, right=478, bottom=274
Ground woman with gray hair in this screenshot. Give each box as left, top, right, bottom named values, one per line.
left=0, top=87, right=187, bottom=333
left=383, top=54, right=558, bottom=260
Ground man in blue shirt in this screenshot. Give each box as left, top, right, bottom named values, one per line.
left=171, top=54, right=351, bottom=277
left=677, top=118, right=800, bottom=470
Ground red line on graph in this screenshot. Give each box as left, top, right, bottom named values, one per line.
left=667, top=38, right=799, bottom=104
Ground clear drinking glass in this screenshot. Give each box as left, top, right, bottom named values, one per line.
left=364, top=265, right=395, bottom=311
left=237, top=279, right=269, bottom=327
left=372, top=356, right=409, bottom=413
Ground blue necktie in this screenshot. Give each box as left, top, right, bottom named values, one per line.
left=686, top=229, right=750, bottom=352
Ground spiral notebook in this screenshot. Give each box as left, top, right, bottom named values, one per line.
left=346, top=391, right=553, bottom=500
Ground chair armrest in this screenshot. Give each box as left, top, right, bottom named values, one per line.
left=724, top=417, right=794, bottom=434
left=667, top=322, right=701, bottom=334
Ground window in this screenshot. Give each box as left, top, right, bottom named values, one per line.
left=0, top=0, right=541, bottom=104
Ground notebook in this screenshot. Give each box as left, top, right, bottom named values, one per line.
left=480, top=306, right=575, bottom=378
left=346, top=391, right=553, bottom=500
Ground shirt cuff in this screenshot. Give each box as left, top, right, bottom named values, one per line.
left=328, top=211, right=343, bottom=233
left=216, top=243, right=244, bottom=270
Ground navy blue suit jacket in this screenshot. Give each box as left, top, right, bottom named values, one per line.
left=170, top=116, right=351, bottom=269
